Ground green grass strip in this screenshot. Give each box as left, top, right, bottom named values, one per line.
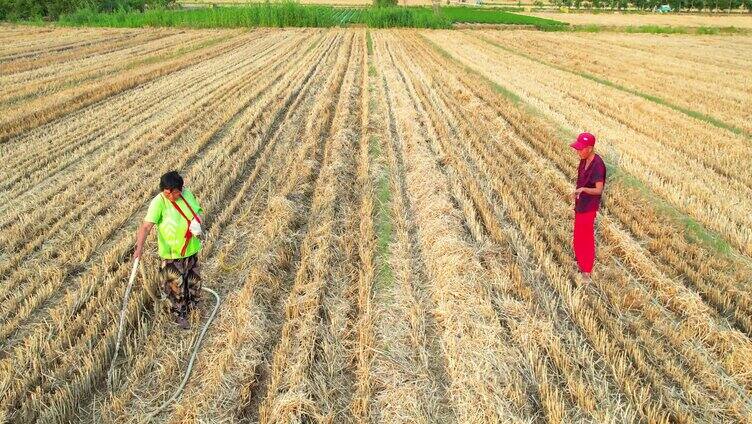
left=541, top=22, right=751, bottom=35
left=372, top=134, right=395, bottom=292
left=364, top=42, right=394, bottom=293
left=440, top=6, right=567, bottom=28
left=618, top=24, right=747, bottom=35
left=366, top=31, right=376, bottom=76
left=366, top=30, right=373, bottom=55
left=421, top=33, right=739, bottom=257
left=473, top=32, right=751, bottom=140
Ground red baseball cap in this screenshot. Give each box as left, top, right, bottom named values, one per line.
left=570, top=132, right=596, bottom=150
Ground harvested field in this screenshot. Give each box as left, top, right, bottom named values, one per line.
left=527, top=11, right=752, bottom=28
left=1, top=26, right=751, bottom=423
left=473, top=30, right=752, bottom=134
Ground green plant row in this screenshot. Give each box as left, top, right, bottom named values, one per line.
left=59, top=2, right=350, bottom=27
left=361, top=6, right=451, bottom=28
left=54, top=4, right=573, bottom=29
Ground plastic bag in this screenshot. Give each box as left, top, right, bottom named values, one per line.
left=189, top=218, right=202, bottom=237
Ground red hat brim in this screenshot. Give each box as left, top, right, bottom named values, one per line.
left=570, top=141, right=589, bottom=150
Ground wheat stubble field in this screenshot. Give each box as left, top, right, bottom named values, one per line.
left=526, top=12, right=752, bottom=29
left=1, top=25, right=752, bottom=423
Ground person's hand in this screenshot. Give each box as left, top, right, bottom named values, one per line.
left=133, top=245, right=142, bottom=260
left=570, top=188, right=585, bottom=202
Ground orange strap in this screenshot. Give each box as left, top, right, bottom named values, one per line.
left=169, top=194, right=200, bottom=256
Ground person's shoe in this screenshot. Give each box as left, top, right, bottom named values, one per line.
left=175, top=314, right=190, bottom=330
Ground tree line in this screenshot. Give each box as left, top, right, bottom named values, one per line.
left=551, top=0, right=752, bottom=12
left=0, top=0, right=174, bottom=20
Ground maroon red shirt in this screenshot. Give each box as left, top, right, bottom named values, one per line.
left=575, top=154, right=606, bottom=213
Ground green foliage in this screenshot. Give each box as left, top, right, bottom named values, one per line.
left=1, top=0, right=74, bottom=19
left=482, top=5, right=525, bottom=10
left=358, top=6, right=451, bottom=28
left=57, top=3, right=456, bottom=28
left=550, top=0, right=747, bottom=11
left=60, top=2, right=347, bottom=27
left=0, top=0, right=172, bottom=20
left=99, top=0, right=174, bottom=13
left=60, top=2, right=464, bottom=28
left=372, top=0, right=396, bottom=7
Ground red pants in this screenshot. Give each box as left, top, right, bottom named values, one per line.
left=573, top=210, right=597, bottom=273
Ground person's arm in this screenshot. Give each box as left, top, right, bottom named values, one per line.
left=134, top=222, right=155, bottom=259
left=576, top=181, right=604, bottom=196
left=136, top=196, right=162, bottom=259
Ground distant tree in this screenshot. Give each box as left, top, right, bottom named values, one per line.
left=632, top=0, right=648, bottom=10
left=729, top=0, right=744, bottom=11
left=0, top=0, right=82, bottom=19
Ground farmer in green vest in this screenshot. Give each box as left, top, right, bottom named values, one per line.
left=133, top=171, right=203, bottom=329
